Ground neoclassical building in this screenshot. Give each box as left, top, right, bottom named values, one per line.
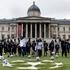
left=0, top=2, right=70, bottom=40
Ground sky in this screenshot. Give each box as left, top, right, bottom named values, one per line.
left=0, top=0, right=70, bottom=19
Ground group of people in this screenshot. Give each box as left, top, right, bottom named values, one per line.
left=0, top=39, right=17, bottom=57
left=0, top=37, right=70, bottom=58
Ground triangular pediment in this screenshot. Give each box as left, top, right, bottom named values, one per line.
left=16, top=16, right=51, bottom=20
left=14, top=16, right=51, bottom=23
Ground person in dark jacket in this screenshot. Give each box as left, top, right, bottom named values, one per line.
left=18, top=45, right=21, bottom=56
left=11, top=39, right=17, bottom=55
left=14, top=39, right=17, bottom=55
left=3, top=39, right=7, bottom=54
left=26, top=38, right=31, bottom=55
left=43, top=41, right=48, bottom=56
left=66, top=40, right=70, bottom=54
left=61, top=40, right=67, bottom=57
left=55, top=40, right=60, bottom=55
left=49, top=40, right=54, bottom=56
left=0, top=40, right=3, bottom=56
left=17, top=38, right=21, bottom=56
left=6, top=39, right=11, bottom=57
left=32, top=40, right=36, bottom=55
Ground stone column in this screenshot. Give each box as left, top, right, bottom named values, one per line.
left=49, top=24, right=50, bottom=38
left=30, top=24, right=32, bottom=38
left=35, top=24, right=37, bottom=38
left=58, top=25, right=59, bottom=38
left=9, top=25, right=12, bottom=38
left=21, top=24, right=23, bottom=36
left=44, top=24, right=46, bottom=38
left=17, top=24, right=18, bottom=38
left=56, top=26, right=58, bottom=38
left=10, top=25, right=11, bottom=38
left=26, top=24, right=28, bottom=38
left=39, top=24, right=42, bottom=38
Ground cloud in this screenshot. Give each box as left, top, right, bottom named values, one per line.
left=0, top=0, right=70, bottom=19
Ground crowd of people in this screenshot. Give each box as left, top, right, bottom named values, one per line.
left=0, top=37, right=70, bottom=58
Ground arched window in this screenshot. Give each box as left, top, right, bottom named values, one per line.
left=2, top=26, right=4, bottom=31
left=63, top=27, right=65, bottom=31
left=8, top=27, right=10, bottom=31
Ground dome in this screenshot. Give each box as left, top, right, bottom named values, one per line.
left=27, top=2, right=41, bottom=16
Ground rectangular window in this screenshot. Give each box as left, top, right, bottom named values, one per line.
left=7, top=34, right=10, bottom=39
left=68, top=35, right=70, bottom=39
left=2, top=26, right=4, bottom=31
left=8, top=27, right=10, bottom=31
left=63, top=35, right=66, bottom=39
left=1, top=34, right=5, bottom=39
left=63, top=27, right=65, bottom=32
left=53, top=27, right=56, bottom=30
left=11, top=26, right=14, bottom=31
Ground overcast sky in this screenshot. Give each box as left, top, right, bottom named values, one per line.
left=0, top=0, right=70, bottom=19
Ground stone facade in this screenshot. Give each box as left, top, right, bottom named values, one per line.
left=0, top=22, right=17, bottom=39
left=0, top=2, right=70, bottom=40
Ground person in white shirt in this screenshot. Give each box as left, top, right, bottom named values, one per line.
left=19, top=37, right=28, bottom=56
left=35, top=39, right=43, bottom=57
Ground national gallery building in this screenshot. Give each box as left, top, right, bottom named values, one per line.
left=0, top=2, right=70, bottom=40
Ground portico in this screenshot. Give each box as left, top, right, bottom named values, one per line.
left=17, top=21, right=51, bottom=40
left=16, top=2, right=51, bottom=40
